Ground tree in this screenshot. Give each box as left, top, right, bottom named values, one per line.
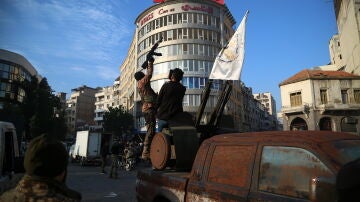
left=103, top=106, right=134, bottom=139
left=20, top=75, right=39, bottom=140
left=25, top=78, right=67, bottom=140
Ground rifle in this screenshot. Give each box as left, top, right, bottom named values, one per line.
left=141, top=36, right=163, bottom=69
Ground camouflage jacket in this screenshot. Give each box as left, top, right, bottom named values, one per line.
left=0, top=175, right=81, bottom=202
left=137, top=61, right=157, bottom=112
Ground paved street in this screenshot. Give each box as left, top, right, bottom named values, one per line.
left=66, top=161, right=149, bottom=202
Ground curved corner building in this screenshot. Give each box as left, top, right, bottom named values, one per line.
left=121, top=0, right=236, bottom=131
left=0, top=49, right=41, bottom=109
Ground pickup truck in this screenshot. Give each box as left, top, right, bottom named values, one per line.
left=136, top=130, right=360, bottom=202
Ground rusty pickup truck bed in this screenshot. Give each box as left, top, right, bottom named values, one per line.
left=136, top=131, right=360, bottom=202
left=136, top=168, right=190, bottom=202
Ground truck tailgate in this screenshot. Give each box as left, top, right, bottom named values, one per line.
left=136, top=168, right=190, bottom=202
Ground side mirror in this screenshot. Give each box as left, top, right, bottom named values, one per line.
left=309, top=176, right=337, bottom=202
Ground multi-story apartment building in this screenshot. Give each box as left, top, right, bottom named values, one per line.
left=65, top=85, right=98, bottom=135
left=333, top=0, right=360, bottom=74
left=119, top=37, right=136, bottom=121
left=94, top=78, right=121, bottom=129
left=253, top=92, right=277, bottom=116
left=118, top=0, right=276, bottom=132
left=228, top=83, right=278, bottom=132
left=56, top=92, right=67, bottom=110
left=120, top=0, right=236, bottom=131
left=329, top=34, right=344, bottom=68
left=280, top=69, right=360, bottom=134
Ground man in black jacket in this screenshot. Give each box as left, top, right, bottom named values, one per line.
left=156, top=68, right=186, bottom=132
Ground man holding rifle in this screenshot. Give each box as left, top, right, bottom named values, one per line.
left=134, top=37, right=162, bottom=160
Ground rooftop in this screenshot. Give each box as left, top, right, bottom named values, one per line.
left=279, top=69, right=360, bottom=86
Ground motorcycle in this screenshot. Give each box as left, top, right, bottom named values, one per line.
left=124, top=143, right=137, bottom=171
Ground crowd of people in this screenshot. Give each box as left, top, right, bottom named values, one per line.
left=100, top=138, right=142, bottom=178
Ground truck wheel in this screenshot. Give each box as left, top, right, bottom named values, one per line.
left=150, top=132, right=171, bottom=170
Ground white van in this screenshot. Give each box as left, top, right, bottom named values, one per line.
left=0, top=121, right=23, bottom=194
left=0, top=121, right=20, bottom=177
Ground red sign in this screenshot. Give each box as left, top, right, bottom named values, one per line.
left=140, top=13, right=154, bottom=26
left=181, top=4, right=213, bottom=14
left=153, top=0, right=164, bottom=3
left=212, top=0, right=224, bottom=5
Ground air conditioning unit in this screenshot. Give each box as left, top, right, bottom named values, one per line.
left=344, top=117, right=358, bottom=124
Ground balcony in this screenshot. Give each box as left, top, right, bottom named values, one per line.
left=282, top=102, right=360, bottom=115
left=281, top=104, right=309, bottom=115
left=316, top=103, right=360, bottom=114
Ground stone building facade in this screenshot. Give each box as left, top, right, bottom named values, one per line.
left=280, top=69, right=360, bottom=134
left=333, top=0, right=360, bottom=74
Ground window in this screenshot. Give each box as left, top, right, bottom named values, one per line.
left=188, top=94, right=201, bottom=106
left=187, top=13, right=193, bottom=23
left=341, top=117, right=358, bottom=132
left=183, top=94, right=189, bottom=106
left=177, top=13, right=182, bottom=24
left=183, top=44, right=188, bottom=54
left=199, top=78, right=206, bottom=88
left=167, top=15, right=173, bottom=25
left=198, top=45, right=204, bottom=55
left=341, top=90, right=348, bottom=104
left=290, top=91, right=302, bottom=107
left=198, top=29, right=204, bottom=40
left=182, top=13, right=188, bottom=23
left=320, top=89, right=328, bottom=104
left=167, top=30, right=173, bottom=40
left=177, top=29, right=182, bottom=39
left=354, top=90, right=360, bottom=103
left=208, top=145, right=256, bottom=187
left=182, top=77, right=188, bottom=88
left=189, top=77, right=193, bottom=88
left=197, top=14, right=204, bottom=24
left=259, top=146, right=333, bottom=199
left=182, top=28, right=188, bottom=39
left=155, top=19, right=160, bottom=29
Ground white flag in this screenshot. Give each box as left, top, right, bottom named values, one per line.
left=209, top=11, right=249, bottom=80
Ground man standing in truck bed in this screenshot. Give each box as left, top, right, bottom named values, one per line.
left=156, top=68, right=186, bottom=132
left=134, top=56, right=157, bottom=161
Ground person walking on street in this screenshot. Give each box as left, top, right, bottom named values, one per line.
left=109, top=138, right=122, bottom=179
left=134, top=56, right=157, bottom=161
left=100, top=141, right=109, bottom=174
left=156, top=68, right=186, bottom=132
left=0, top=134, right=82, bottom=202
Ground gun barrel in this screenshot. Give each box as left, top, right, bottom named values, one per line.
left=141, top=36, right=163, bottom=69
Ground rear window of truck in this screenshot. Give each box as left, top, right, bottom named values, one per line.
left=330, top=140, right=360, bottom=165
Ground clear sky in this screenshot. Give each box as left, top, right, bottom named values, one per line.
left=0, top=0, right=338, bottom=112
